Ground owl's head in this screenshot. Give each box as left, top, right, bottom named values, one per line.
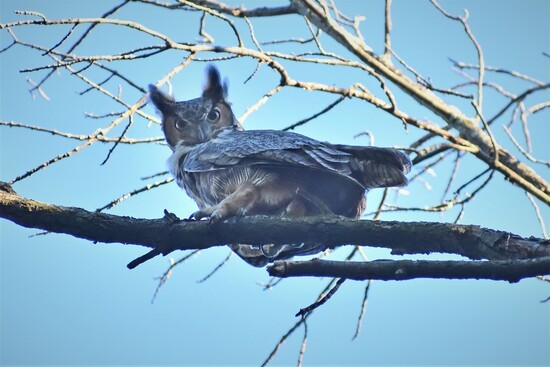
left=149, top=65, right=241, bottom=151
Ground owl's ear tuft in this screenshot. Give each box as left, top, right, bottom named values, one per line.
left=203, top=65, right=228, bottom=103
left=148, top=84, right=175, bottom=116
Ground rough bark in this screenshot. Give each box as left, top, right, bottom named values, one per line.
left=1, top=181, right=548, bottom=274
left=268, top=258, right=550, bottom=282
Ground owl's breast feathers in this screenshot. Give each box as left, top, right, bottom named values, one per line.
left=167, top=128, right=411, bottom=218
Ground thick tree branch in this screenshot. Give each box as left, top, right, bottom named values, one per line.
left=1, top=182, right=548, bottom=269
left=193, top=0, right=295, bottom=17
left=268, top=258, right=550, bottom=283
left=290, top=0, right=550, bottom=205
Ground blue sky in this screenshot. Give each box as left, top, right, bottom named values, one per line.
left=1, top=0, right=549, bottom=366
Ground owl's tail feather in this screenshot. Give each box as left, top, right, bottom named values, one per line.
left=332, top=144, right=412, bottom=189
left=229, top=243, right=329, bottom=267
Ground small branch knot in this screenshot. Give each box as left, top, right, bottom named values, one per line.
left=394, top=268, right=406, bottom=279
left=0, top=181, right=16, bottom=195
left=268, top=260, right=288, bottom=276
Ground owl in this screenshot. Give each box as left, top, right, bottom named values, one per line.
left=149, top=66, right=411, bottom=266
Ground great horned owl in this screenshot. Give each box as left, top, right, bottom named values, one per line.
left=149, top=66, right=411, bottom=266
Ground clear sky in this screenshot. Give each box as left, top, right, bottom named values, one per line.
left=1, top=0, right=549, bottom=366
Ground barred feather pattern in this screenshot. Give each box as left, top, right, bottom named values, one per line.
left=152, top=66, right=412, bottom=267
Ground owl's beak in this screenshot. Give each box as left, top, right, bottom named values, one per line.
left=196, top=121, right=213, bottom=143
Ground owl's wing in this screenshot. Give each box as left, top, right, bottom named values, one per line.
left=332, top=144, right=411, bottom=188
left=184, top=129, right=410, bottom=189
left=184, top=129, right=354, bottom=176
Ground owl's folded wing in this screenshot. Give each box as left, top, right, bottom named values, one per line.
left=183, top=129, right=410, bottom=190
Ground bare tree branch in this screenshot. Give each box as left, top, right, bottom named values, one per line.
left=2, top=2, right=549, bottom=364
left=1, top=182, right=548, bottom=270
left=192, top=0, right=295, bottom=17
left=0, top=121, right=164, bottom=144
left=295, top=278, right=346, bottom=317
left=431, top=1, right=485, bottom=111
left=451, top=59, right=545, bottom=86
left=151, top=250, right=200, bottom=303
left=352, top=280, right=371, bottom=340
left=3, top=1, right=548, bottom=206
left=289, top=0, right=549, bottom=204
left=382, top=0, right=392, bottom=61
left=268, top=258, right=550, bottom=283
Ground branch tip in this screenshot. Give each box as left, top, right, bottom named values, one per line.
left=267, top=260, right=287, bottom=277
left=127, top=248, right=161, bottom=269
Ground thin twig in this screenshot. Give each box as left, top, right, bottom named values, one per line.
left=0, top=121, right=163, bottom=144
left=257, top=277, right=284, bottom=291
left=151, top=250, right=200, bottom=303
left=487, top=83, right=550, bottom=126
left=9, top=134, right=100, bottom=184
left=412, top=143, right=453, bottom=165
left=14, top=10, right=47, bottom=21
left=297, top=317, right=308, bottom=367
left=451, top=59, right=545, bottom=86
left=238, top=85, right=283, bottom=123
left=431, top=1, right=485, bottom=111
left=196, top=251, right=233, bottom=283
left=371, top=188, right=388, bottom=221
left=43, top=23, right=78, bottom=55
left=352, top=280, right=371, bottom=340
left=282, top=95, right=346, bottom=131
left=100, top=114, right=134, bottom=165
left=442, top=151, right=462, bottom=202
left=25, top=77, right=50, bottom=101
left=261, top=316, right=308, bottom=367
left=295, top=278, right=346, bottom=317
left=198, top=11, right=214, bottom=43
left=409, top=151, right=451, bottom=183
left=454, top=168, right=492, bottom=196
left=453, top=204, right=466, bottom=224
left=502, top=126, right=549, bottom=167
left=525, top=192, right=549, bottom=239
left=261, top=275, right=344, bottom=367
left=526, top=101, right=550, bottom=115
left=518, top=102, right=532, bottom=153
left=472, top=101, right=499, bottom=165
left=243, top=61, right=262, bottom=84
left=26, top=0, right=131, bottom=91
left=96, top=177, right=174, bottom=212
left=141, top=171, right=170, bottom=180
left=262, top=19, right=320, bottom=45
left=243, top=16, right=262, bottom=52
left=378, top=168, right=494, bottom=215
left=178, top=0, right=243, bottom=47
left=383, top=0, right=392, bottom=61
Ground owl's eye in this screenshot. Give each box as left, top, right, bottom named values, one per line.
left=207, top=107, right=221, bottom=122
left=174, top=119, right=187, bottom=130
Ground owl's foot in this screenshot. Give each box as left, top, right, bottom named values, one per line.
left=189, top=204, right=230, bottom=222
left=190, top=182, right=258, bottom=222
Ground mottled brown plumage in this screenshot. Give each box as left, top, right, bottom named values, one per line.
left=149, top=66, right=411, bottom=266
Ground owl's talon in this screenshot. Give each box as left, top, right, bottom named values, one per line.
left=190, top=206, right=216, bottom=221
left=209, top=210, right=224, bottom=223
left=189, top=212, right=204, bottom=221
